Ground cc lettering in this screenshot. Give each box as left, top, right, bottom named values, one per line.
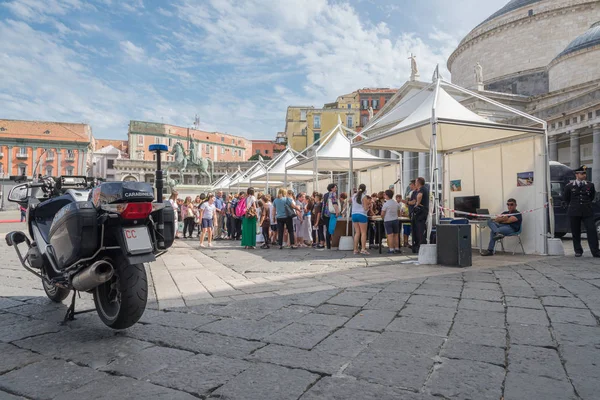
left=125, top=229, right=137, bottom=239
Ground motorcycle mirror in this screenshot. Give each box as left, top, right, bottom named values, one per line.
left=7, top=184, right=29, bottom=203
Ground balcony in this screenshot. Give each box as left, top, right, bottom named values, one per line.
left=46, top=155, right=55, bottom=161
left=65, top=156, right=75, bottom=162
left=16, top=153, right=28, bottom=159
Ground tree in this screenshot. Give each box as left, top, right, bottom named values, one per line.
left=248, top=153, right=272, bottom=161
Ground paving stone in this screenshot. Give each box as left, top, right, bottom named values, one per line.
left=448, top=323, right=507, bottom=348
left=425, top=358, right=504, bottom=400
left=299, top=376, right=421, bottom=400
left=462, top=272, right=497, bottom=283
left=399, top=304, right=456, bottom=321
left=541, top=296, right=588, bottom=309
left=344, top=309, right=396, bottom=332
left=464, top=282, right=500, bottom=290
left=508, top=323, right=554, bottom=347
left=506, top=307, right=549, bottom=326
left=386, top=316, right=452, bottom=337
left=508, top=345, right=567, bottom=381
left=458, top=299, right=504, bottom=312
left=545, top=306, right=597, bottom=326
left=364, top=292, right=410, bottom=312
left=505, top=296, right=543, bottom=309
left=313, top=304, right=360, bottom=318
left=0, top=391, right=26, bottom=400
left=461, top=288, right=503, bottom=302
left=62, top=336, right=155, bottom=369
left=0, top=360, right=104, bottom=400
left=212, top=362, right=319, bottom=400
left=380, top=281, right=421, bottom=294
left=297, top=313, right=349, bottom=328
left=326, top=291, right=374, bottom=307
left=198, top=317, right=289, bottom=340
left=0, top=318, right=62, bottom=343
left=147, top=354, right=251, bottom=397
left=260, top=305, right=315, bottom=325
left=407, top=294, right=458, bottom=309
left=440, top=340, right=505, bottom=366
left=99, top=345, right=195, bottom=379
left=265, top=322, right=335, bottom=350
left=345, top=284, right=387, bottom=293
left=563, top=374, right=598, bottom=400
left=284, top=289, right=341, bottom=307
left=124, top=324, right=264, bottom=358
left=504, top=372, right=577, bottom=400
left=0, top=312, right=24, bottom=326
left=54, top=375, right=198, bottom=400
left=413, top=287, right=461, bottom=298
left=313, top=328, right=379, bottom=358
left=359, top=330, right=445, bottom=358
left=247, top=344, right=347, bottom=375
left=453, top=309, right=505, bottom=328
left=500, top=285, right=537, bottom=298
left=139, top=309, right=218, bottom=329
left=0, top=298, right=24, bottom=310
left=0, top=343, right=43, bottom=374
left=552, top=323, right=600, bottom=347
left=533, top=287, right=573, bottom=297
left=561, top=346, right=600, bottom=400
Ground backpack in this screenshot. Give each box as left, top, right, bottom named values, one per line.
left=235, top=198, right=247, bottom=218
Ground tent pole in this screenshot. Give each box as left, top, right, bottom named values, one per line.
left=313, top=154, right=318, bottom=194
left=426, top=78, right=442, bottom=244
left=543, top=125, right=553, bottom=253
left=347, top=132, right=354, bottom=237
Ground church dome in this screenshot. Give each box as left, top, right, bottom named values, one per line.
left=480, top=0, right=542, bottom=25
left=554, top=22, right=600, bottom=60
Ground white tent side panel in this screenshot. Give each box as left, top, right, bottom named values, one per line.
left=444, top=136, right=546, bottom=254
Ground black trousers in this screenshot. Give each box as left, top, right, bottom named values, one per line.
left=262, top=225, right=270, bottom=246
left=368, top=220, right=384, bottom=246
left=322, top=216, right=332, bottom=249
left=413, top=216, right=427, bottom=252
left=226, top=214, right=234, bottom=238
left=277, top=217, right=294, bottom=246
left=234, top=218, right=242, bottom=240
left=313, top=223, right=325, bottom=243
left=183, top=217, right=195, bottom=237
left=571, top=215, right=599, bottom=255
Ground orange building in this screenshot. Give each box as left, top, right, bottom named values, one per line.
left=251, top=140, right=285, bottom=159
left=0, top=119, right=93, bottom=179
left=127, top=121, right=251, bottom=163
left=356, top=88, right=398, bottom=130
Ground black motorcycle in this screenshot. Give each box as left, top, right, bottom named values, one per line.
left=5, top=145, right=174, bottom=329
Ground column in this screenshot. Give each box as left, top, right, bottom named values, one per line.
left=548, top=136, right=558, bottom=162
left=593, top=125, right=600, bottom=191
left=570, top=131, right=580, bottom=168
left=379, top=150, right=386, bottom=158
left=7, top=146, right=13, bottom=176
left=402, top=151, right=411, bottom=191
left=82, top=149, right=89, bottom=176
left=57, top=148, right=62, bottom=176
left=418, top=152, right=427, bottom=177
left=32, top=147, right=39, bottom=177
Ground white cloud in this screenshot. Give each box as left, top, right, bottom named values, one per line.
left=3, top=0, right=86, bottom=22
left=79, top=22, right=101, bottom=32
left=120, top=40, right=146, bottom=62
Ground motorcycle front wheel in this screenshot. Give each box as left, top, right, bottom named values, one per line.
left=93, top=254, right=147, bottom=329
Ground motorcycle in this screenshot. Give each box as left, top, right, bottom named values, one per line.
left=4, top=145, right=175, bottom=329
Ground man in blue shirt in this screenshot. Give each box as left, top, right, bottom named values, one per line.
left=482, top=198, right=523, bottom=256
left=214, top=191, right=225, bottom=239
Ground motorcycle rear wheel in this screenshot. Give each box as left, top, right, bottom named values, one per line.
left=42, top=271, right=70, bottom=303
left=93, top=254, right=147, bottom=329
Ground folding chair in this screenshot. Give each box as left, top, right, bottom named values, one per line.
left=494, top=226, right=525, bottom=255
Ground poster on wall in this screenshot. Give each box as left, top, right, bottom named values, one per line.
left=450, top=180, right=462, bottom=192
left=517, top=171, right=534, bottom=187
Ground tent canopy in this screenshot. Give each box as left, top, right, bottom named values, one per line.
left=356, top=81, right=545, bottom=153
left=287, top=123, right=393, bottom=172
left=253, top=147, right=318, bottom=182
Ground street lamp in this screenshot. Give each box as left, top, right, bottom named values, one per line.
left=32, top=149, right=49, bottom=180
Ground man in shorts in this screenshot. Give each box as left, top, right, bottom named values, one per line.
left=381, top=190, right=401, bottom=254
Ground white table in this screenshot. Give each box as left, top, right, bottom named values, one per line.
left=468, top=220, right=489, bottom=254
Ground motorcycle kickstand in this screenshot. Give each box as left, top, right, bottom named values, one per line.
left=61, top=291, right=79, bottom=325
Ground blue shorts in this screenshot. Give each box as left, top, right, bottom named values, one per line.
left=352, top=214, right=368, bottom=223
left=384, top=220, right=400, bottom=235
left=201, top=218, right=214, bottom=229
left=403, top=224, right=411, bottom=235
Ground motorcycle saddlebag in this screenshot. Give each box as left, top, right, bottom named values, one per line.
left=48, top=201, right=98, bottom=269
left=152, top=201, right=175, bottom=250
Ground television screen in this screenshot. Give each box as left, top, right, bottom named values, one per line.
left=454, top=196, right=480, bottom=220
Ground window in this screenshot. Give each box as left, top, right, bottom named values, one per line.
left=347, top=115, right=354, bottom=128
left=361, top=99, right=369, bottom=110
left=528, top=9, right=534, bottom=17
left=168, top=138, right=172, bottom=147
left=206, top=144, right=210, bottom=154
left=558, top=121, right=563, bottom=128
left=138, top=135, right=144, bottom=145
left=67, top=150, right=75, bottom=159
left=300, top=110, right=307, bottom=120
left=572, top=118, right=577, bottom=124
left=221, top=146, right=225, bottom=154
left=18, top=147, right=27, bottom=156
left=589, top=112, right=593, bottom=120
left=565, top=119, right=570, bottom=126
left=347, top=104, right=351, bottom=109
left=45, top=166, right=53, bottom=176
left=551, top=123, right=556, bottom=130
left=596, top=110, right=600, bottom=117
left=47, top=150, right=54, bottom=161
left=256, top=149, right=260, bottom=154
left=313, top=115, right=321, bottom=129
left=580, top=114, right=585, bottom=122
left=167, top=155, right=174, bottom=162
left=153, top=154, right=157, bottom=161
left=154, top=137, right=160, bottom=144
left=232, top=139, right=235, bottom=144
left=18, top=164, right=27, bottom=176
left=372, top=99, right=379, bottom=110
left=265, top=150, right=269, bottom=155
left=66, top=167, right=74, bottom=175
left=314, top=132, right=321, bottom=143
left=107, top=159, right=114, bottom=169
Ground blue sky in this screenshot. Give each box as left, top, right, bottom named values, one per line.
left=0, top=0, right=507, bottom=140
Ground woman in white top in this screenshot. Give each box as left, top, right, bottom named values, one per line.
left=199, top=194, right=217, bottom=247
left=168, top=191, right=180, bottom=239
left=351, top=184, right=370, bottom=255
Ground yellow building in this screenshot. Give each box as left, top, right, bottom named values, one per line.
left=306, top=108, right=359, bottom=148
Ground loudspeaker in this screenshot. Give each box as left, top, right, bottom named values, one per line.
left=437, top=224, right=472, bottom=267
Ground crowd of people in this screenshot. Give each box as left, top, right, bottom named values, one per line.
left=166, top=176, right=430, bottom=255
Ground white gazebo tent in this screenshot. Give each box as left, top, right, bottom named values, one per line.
left=251, top=147, right=319, bottom=189
left=227, top=162, right=265, bottom=192
left=215, top=169, right=242, bottom=192
left=210, top=173, right=230, bottom=191
left=236, top=160, right=284, bottom=189
left=355, top=76, right=552, bottom=254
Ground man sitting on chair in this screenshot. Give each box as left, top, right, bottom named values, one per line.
left=482, top=198, right=522, bottom=256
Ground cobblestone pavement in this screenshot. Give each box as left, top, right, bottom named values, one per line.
left=1, top=211, right=600, bottom=399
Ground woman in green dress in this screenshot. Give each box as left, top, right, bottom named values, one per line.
left=241, top=187, right=257, bottom=249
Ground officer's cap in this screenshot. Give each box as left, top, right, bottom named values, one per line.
left=574, top=165, right=588, bottom=173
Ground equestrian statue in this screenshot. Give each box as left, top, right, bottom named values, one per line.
left=169, top=141, right=214, bottom=184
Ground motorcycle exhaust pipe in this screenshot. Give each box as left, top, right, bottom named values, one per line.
left=72, top=260, right=114, bottom=292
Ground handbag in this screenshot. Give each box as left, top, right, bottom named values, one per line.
left=327, top=197, right=336, bottom=214
left=284, top=199, right=295, bottom=218
left=328, top=214, right=337, bottom=235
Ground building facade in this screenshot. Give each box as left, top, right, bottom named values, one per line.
left=283, top=106, right=315, bottom=152
left=0, top=119, right=93, bottom=179
left=251, top=140, right=285, bottom=159
left=306, top=108, right=360, bottom=149
left=127, top=121, right=251, bottom=163
left=356, top=88, right=398, bottom=130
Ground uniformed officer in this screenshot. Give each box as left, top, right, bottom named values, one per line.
left=563, top=165, right=600, bottom=257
